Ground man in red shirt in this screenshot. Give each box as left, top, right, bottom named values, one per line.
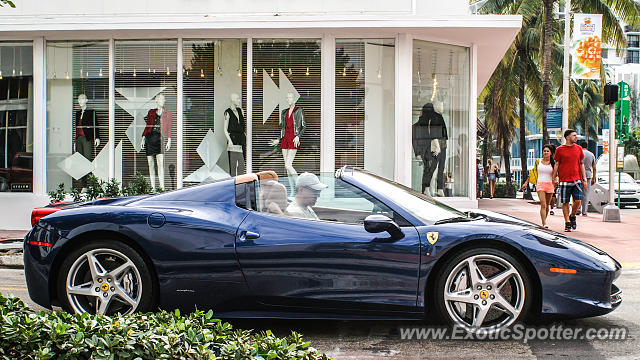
left=552, top=129, right=587, bottom=232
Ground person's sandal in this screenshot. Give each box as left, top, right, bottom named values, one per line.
left=565, top=222, right=572, bottom=232
left=570, top=215, right=577, bottom=230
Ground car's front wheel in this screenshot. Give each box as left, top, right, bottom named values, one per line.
left=434, top=247, right=532, bottom=334
left=57, top=239, right=155, bottom=315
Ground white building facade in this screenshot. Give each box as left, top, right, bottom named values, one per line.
left=0, top=0, right=520, bottom=229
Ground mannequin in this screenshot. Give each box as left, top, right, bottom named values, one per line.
left=141, top=94, right=172, bottom=190
left=74, top=94, right=100, bottom=160
left=269, top=92, right=306, bottom=194
left=412, top=102, right=447, bottom=196
left=224, top=93, right=246, bottom=176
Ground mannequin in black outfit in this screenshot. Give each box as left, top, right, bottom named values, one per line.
left=74, top=94, right=100, bottom=160
left=412, top=102, right=448, bottom=196
left=224, top=93, right=246, bottom=176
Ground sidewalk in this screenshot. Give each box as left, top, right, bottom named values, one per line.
left=0, top=230, right=28, bottom=242
left=479, top=198, right=640, bottom=266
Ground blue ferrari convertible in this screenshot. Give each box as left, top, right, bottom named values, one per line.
left=24, top=167, right=621, bottom=333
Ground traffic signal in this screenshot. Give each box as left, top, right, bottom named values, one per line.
left=604, top=83, right=619, bottom=105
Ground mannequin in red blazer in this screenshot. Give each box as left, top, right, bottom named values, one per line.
left=141, top=94, right=172, bottom=190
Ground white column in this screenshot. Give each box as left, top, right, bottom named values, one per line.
left=246, top=38, right=253, bottom=173
left=394, top=33, right=413, bottom=186
left=469, top=44, right=478, bottom=203
left=108, top=38, right=115, bottom=180
left=321, top=34, right=336, bottom=174
left=177, top=37, right=184, bottom=188
left=32, top=37, right=46, bottom=195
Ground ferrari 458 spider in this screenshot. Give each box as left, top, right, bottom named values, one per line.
left=24, top=167, right=621, bottom=333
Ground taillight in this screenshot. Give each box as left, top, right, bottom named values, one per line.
left=31, top=208, right=60, bottom=227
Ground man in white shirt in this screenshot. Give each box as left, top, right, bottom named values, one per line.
left=286, top=172, right=328, bottom=220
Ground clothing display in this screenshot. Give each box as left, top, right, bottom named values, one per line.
left=225, top=107, right=246, bottom=157
left=143, top=108, right=172, bottom=156
left=75, top=109, right=98, bottom=142
left=279, top=106, right=305, bottom=149
left=74, top=109, right=99, bottom=160
left=412, top=103, right=448, bottom=193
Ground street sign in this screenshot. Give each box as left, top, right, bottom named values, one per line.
left=617, top=146, right=625, bottom=171
left=546, top=108, right=562, bottom=130
left=615, top=99, right=631, bottom=140
left=603, top=129, right=610, bottom=154
left=618, top=81, right=631, bottom=99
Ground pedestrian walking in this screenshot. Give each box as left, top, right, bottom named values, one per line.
left=579, top=140, right=596, bottom=216
left=520, top=144, right=556, bottom=228
left=552, top=129, right=587, bottom=232
left=486, top=159, right=499, bottom=198
left=477, top=159, right=485, bottom=199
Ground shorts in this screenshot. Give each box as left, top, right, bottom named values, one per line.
left=488, top=173, right=496, bottom=181
left=536, top=181, right=555, bottom=193
left=558, top=181, right=583, bottom=204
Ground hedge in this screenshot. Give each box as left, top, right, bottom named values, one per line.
left=0, top=294, right=330, bottom=360
left=482, top=181, right=518, bottom=198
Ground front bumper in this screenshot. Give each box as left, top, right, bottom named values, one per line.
left=539, top=259, right=621, bottom=319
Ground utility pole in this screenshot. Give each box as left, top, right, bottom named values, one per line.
left=561, top=0, right=571, bottom=144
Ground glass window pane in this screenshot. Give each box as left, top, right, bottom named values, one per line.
left=0, top=43, right=33, bottom=193
left=335, top=39, right=395, bottom=180
left=256, top=173, right=400, bottom=225
left=115, top=40, right=177, bottom=191
left=46, top=41, right=109, bottom=193
left=251, top=39, right=321, bottom=195
left=182, top=39, right=247, bottom=185
left=412, top=40, right=470, bottom=197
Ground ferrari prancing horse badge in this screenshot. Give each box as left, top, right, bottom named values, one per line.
left=427, top=232, right=439, bottom=245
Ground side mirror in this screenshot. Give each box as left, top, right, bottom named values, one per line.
left=364, top=214, right=404, bottom=239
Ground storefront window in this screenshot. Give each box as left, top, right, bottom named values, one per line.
left=182, top=39, right=247, bottom=185
left=0, top=43, right=33, bottom=193
left=412, top=40, right=469, bottom=197
left=252, top=39, right=321, bottom=195
left=115, top=40, right=177, bottom=191
left=46, top=41, right=109, bottom=193
left=335, top=39, right=395, bottom=179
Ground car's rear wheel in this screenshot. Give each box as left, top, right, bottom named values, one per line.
left=57, top=239, right=154, bottom=315
left=434, top=247, right=532, bottom=334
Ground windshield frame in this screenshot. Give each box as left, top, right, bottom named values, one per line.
left=342, top=168, right=468, bottom=225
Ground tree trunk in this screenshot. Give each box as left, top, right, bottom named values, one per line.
left=585, top=114, right=589, bottom=148
left=483, top=131, right=490, bottom=171
left=519, top=48, right=532, bottom=200
left=541, top=0, right=554, bottom=145
left=502, top=137, right=515, bottom=198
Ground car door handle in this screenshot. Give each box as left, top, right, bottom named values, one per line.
left=238, top=230, right=260, bottom=242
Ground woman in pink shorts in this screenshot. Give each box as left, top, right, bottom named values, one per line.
left=521, top=144, right=556, bottom=228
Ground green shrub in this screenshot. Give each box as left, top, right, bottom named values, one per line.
left=483, top=181, right=517, bottom=198
left=85, top=174, right=104, bottom=201
left=0, top=294, right=329, bottom=360
left=103, top=178, right=122, bottom=198
left=123, top=172, right=153, bottom=196
left=48, top=183, right=66, bottom=203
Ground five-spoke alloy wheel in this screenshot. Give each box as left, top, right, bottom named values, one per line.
left=58, top=240, right=154, bottom=315
left=434, top=247, right=532, bottom=334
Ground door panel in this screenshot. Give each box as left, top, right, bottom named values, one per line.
left=235, top=211, right=421, bottom=311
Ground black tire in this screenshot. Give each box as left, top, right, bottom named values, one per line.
left=433, top=247, right=533, bottom=333
left=57, top=239, right=155, bottom=315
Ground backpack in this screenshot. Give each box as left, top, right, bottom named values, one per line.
left=528, top=159, right=540, bottom=185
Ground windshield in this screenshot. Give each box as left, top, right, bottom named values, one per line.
left=348, top=169, right=467, bottom=224
left=597, top=173, right=636, bottom=184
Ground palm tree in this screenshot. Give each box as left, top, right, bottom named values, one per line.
left=481, top=58, right=519, bottom=197
left=571, top=79, right=606, bottom=146
left=540, top=0, right=640, bottom=143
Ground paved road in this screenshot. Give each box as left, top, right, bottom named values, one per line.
left=2, top=267, right=639, bottom=359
